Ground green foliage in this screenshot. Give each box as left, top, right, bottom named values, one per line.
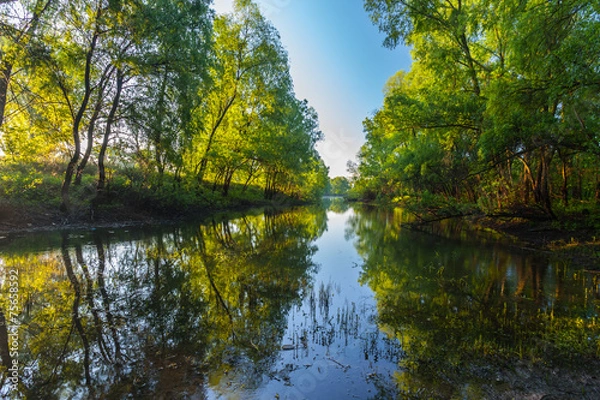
left=0, top=0, right=325, bottom=215
left=357, top=0, right=600, bottom=218
left=0, top=162, right=63, bottom=206
left=327, top=176, right=351, bottom=196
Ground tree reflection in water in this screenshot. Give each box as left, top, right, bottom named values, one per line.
left=0, top=206, right=326, bottom=399
left=350, top=206, right=600, bottom=399
left=2, top=205, right=600, bottom=399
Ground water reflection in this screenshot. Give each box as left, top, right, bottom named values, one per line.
left=320, top=196, right=350, bottom=214
left=350, top=206, right=600, bottom=398
left=0, top=207, right=326, bottom=399
left=1, top=204, right=600, bottom=399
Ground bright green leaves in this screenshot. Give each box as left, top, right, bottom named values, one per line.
left=0, top=0, right=325, bottom=211
left=356, top=59, right=481, bottom=202
left=358, top=0, right=600, bottom=213
left=186, top=1, right=325, bottom=200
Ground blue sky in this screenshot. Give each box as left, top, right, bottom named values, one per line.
left=212, top=0, right=412, bottom=177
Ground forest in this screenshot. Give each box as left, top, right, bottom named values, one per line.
left=0, top=0, right=328, bottom=220
left=353, top=0, right=600, bottom=220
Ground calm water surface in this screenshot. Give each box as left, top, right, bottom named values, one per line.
left=1, top=201, right=600, bottom=399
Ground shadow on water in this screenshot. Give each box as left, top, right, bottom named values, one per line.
left=1, top=204, right=600, bottom=399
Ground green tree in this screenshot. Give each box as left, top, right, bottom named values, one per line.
left=127, top=0, right=213, bottom=185
left=185, top=0, right=325, bottom=201
left=359, top=0, right=600, bottom=215
left=328, top=176, right=351, bottom=196
left=188, top=0, right=293, bottom=186
left=0, top=0, right=324, bottom=215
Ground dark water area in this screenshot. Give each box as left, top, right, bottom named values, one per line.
left=1, top=200, right=600, bottom=399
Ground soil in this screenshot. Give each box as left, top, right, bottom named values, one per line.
left=0, top=202, right=198, bottom=236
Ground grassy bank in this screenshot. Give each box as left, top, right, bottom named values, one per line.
left=0, top=162, right=309, bottom=234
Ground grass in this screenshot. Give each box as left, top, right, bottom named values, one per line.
left=0, top=161, right=309, bottom=231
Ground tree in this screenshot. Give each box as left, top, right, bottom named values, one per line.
left=0, top=0, right=324, bottom=215
left=0, top=0, right=52, bottom=130
left=56, top=0, right=103, bottom=212
left=189, top=0, right=292, bottom=184
left=184, top=0, right=325, bottom=201
left=127, top=0, right=213, bottom=184
left=358, top=0, right=600, bottom=215
left=329, top=176, right=351, bottom=196
left=6, top=0, right=213, bottom=212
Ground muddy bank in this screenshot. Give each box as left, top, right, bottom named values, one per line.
left=0, top=203, right=178, bottom=236
left=0, top=200, right=283, bottom=237
left=472, top=214, right=600, bottom=270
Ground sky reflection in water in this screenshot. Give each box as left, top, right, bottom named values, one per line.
left=1, top=202, right=599, bottom=399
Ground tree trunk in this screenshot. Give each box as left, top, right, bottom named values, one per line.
left=533, top=147, right=555, bottom=218
left=97, top=69, right=123, bottom=197
left=75, top=94, right=102, bottom=186
left=264, top=170, right=278, bottom=200
left=60, top=26, right=100, bottom=213
left=242, top=160, right=258, bottom=192
left=222, top=167, right=235, bottom=196
left=519, top=155, right=534, bottom=205
left=153, top=68, right=169, bottom=182
left=75, top=69, right=111, bottom=186
left=458, top=33, right=481, bottom=96
left=0, top=61, right=12, bottom=129
left=197, top=93, right=237, bottom=183
left=61, top=134, right=82, bottom=213
left=561, top=156, right=569, bottom=207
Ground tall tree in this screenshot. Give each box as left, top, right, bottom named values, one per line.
left=190, top=0, right=290, bottom=184
left=129, top=0, right=213, bottom=184
left=358, top=0, right=600, bottom=214
left=57, top=0, right=103, bottom=212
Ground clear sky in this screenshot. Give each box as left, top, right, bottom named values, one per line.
left=212, top=0, right=412, bottom=178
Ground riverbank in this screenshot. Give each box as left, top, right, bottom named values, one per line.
left=0, top=161, right=325, bottom=237
left=0, top=202, right=173, bottom=235
left=359, top=198, right=600, bottom=270
left=472, top=213, right=600, bottom=270
left=0, top=195, right=305, bottom=236
left=3, top=198, right=600, bottom=270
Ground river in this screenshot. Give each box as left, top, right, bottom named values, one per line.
left=1, top=199, right=599, bottom=399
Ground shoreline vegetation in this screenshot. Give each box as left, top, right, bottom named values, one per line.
left=348, top=0, right=600, bottom=276
left=3, top=181, right=600, bottom=272
left=0, top=163, right=313, bottom=236
left=0, top=1, right=329, bottom=238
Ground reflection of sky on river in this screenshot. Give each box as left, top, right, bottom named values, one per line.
left=206, top=208, right=402, bottom=399
left=3, top=205, right=600, bottom=399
